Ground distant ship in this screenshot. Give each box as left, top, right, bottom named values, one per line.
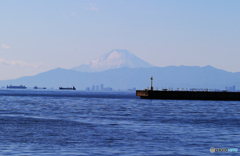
left=33, top=86, right=46, bottom=89
left=7, top=85, right=27, bottom=89
left=136, top=77, right=240, bottom=101
left=59, top=86, right=76, bottom=90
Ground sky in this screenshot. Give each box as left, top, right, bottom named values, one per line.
left=0, top=0, right=240, bottom=80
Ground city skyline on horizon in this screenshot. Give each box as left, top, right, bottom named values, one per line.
left=1, top=0, right=240, bottom=80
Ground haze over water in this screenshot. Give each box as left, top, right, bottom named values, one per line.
left=0, top=90, right=239, bottom=155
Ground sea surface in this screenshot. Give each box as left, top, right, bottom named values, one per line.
left=0, top=89, right=239, bottom=156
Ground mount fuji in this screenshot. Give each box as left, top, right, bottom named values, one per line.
left=71, top=49, right=154, bottom=72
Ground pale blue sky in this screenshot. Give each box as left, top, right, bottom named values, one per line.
left=0, top=0, right=240, bottom=80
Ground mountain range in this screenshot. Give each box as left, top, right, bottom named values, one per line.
left=0, top=65, right=239, bottom=90
left=0, top=49, right=239, bottom=90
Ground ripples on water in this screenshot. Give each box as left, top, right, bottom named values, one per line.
left=0, top=89, right=239, bottom=155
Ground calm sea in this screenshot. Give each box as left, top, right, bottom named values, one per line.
left=0, top=89, right=239, bottom=156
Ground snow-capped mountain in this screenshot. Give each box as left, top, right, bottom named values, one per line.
left=71, top=49, right=154, bottom=72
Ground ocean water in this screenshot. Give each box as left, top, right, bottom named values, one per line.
left=0, top=89, right=239, bottom=156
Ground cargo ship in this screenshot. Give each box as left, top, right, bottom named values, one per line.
left=136, top=77, right=240, bottom=101
left=33, top=86, right=46, bottom=89
left=59, top=86, right=76, bottom=90
left=7, top=85, right=27, bottom=89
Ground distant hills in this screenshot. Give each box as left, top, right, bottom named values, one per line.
left=0, top=49, right=239, bottom=90
left=71, top=49, right=154, bottom=72
left=0, top=65, right=239, bottom=90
